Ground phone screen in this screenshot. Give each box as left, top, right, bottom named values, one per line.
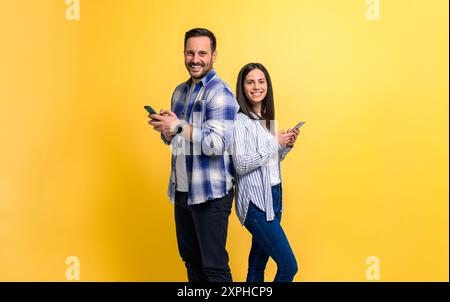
left=291, top=121, right=305, bottom=131
left=144, top=105, right=158, bottom=115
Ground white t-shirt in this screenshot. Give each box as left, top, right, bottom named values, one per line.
left=175, top=137, right=189, bottom=192
left=175, top=83, right=196, bottom=192
left=261, top=123, right=281, bottom=186
left=268, top=150, right=281, bottom=186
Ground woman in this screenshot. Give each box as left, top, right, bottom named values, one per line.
left=232, top=63, right=300, bottom=282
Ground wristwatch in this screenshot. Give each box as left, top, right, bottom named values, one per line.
left=175, top=124, right=184, bottom=134
left=171, top=121, right=185, bottom=136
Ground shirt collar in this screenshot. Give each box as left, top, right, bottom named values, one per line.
left=249, top=111, right=262, bottom=119
left=186, top=68, right=216, bottom=88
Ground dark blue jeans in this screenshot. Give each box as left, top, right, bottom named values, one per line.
left=244, top=183, right=298, bottom=282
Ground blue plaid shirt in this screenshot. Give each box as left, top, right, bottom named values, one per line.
left=162, top=69, right=239, bottom=204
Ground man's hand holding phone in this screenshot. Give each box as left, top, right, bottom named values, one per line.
left=145, top=106, right=188, bottom=142
left=150, top=111, right=180, bottom=140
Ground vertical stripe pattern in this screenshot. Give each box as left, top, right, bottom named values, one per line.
left=232, top=113, right=293, bottom=225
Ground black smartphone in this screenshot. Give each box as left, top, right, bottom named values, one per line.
left=144, top=105, right=158, bottom=115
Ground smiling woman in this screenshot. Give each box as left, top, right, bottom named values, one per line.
left=244, top=68, right=268, bottom=114
left=233, top=62, right=299, bottom=282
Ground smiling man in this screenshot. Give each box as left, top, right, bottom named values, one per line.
left=149, top=28, right=239, bottom=282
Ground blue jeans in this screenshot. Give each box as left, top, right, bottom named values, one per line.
left=244, top=183, right=298, bottom=282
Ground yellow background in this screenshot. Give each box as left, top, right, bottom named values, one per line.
left=0, top=0, right=448, bottom=281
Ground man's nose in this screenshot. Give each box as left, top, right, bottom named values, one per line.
left=192, top=54, right=201, bottom=64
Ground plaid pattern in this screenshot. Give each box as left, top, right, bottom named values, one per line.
left=162, top=69, right=239, bottom=204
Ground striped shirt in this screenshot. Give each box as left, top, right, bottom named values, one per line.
left=232, top=112, right=292, bottom=225
left=161, top=69, right=239, bottom=205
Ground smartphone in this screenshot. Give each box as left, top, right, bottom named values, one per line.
left=144, top=105, right=158, bottom=115
left=290, top=121, right=305, bottom=132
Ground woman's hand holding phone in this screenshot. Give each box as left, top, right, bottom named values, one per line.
left=287, top=128, right=300, bottom=147
left=278, top=130, right=296, bottom=148
left=286, top=121, right=304, bottom=147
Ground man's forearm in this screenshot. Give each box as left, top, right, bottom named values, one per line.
left=181, top=124, right=193, bottom=141
left=161, top=131, right=173, bottom=144
left=162, top=122, right=192, bottom=143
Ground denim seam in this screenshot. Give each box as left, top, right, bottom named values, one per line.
left=251, top=216, right=279, bottom=266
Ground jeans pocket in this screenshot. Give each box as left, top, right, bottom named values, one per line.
left=213, top=192, right=233, bottom=216
left=244, top=202, right=257, bottom=227
left=271, top=185, right=282, bottom=213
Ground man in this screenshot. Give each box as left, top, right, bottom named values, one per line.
left=149, top=28, right=238, bottom=282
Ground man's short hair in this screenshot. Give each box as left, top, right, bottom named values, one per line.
left=184, top=28, right=217, bottom=53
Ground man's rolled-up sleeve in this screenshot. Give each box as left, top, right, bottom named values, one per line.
left=192, top=88, right=238, bottom=156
